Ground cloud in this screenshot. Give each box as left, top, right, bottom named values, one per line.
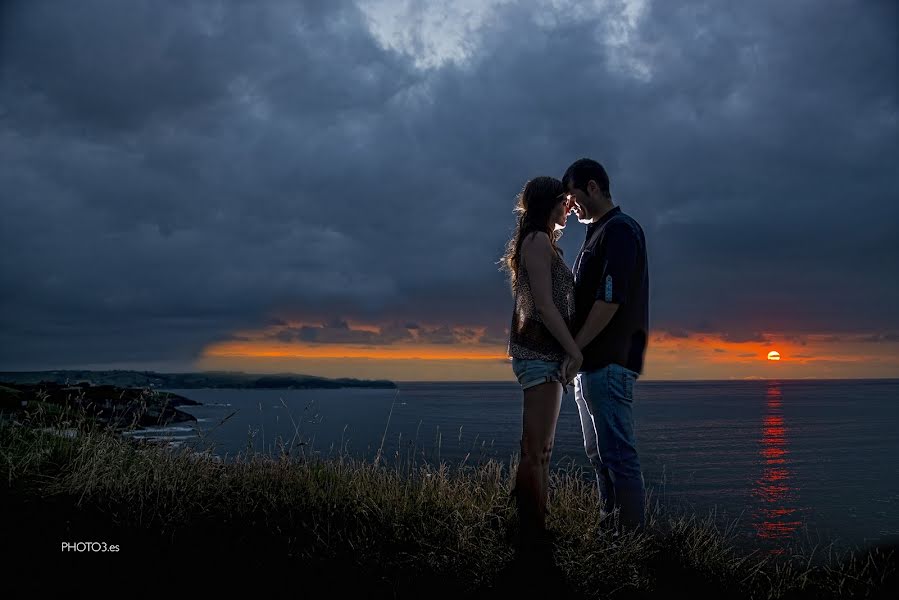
left=265, top=319, right=414, bottom=345
left=721, top=331, right=770, bottom=344
left=251, top=319, right=504, bottom=347
left=861, top=333, right=899, bottom=343
left=660, top=328, right=691, bottom=339
left=415, top=326, right=458, bottom=345
left=1, top=0, right=896, bottom=371
left=478, top=323, right=511, bottom=346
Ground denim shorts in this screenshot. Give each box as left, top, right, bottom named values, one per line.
left=511, top=357, right=571, bottom=395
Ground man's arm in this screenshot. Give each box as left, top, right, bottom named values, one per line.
left=573, top=220, right=637, bottom=349
left=574, top=300, right=619, bottom=349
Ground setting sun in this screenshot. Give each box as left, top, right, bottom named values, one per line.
left=768, top=351, right=781, bottom=361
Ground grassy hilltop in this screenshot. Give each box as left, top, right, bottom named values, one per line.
left=1, top=402, right=895, bottom=598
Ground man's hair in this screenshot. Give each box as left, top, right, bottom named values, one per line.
left=562, top=158, right=611, bottom=198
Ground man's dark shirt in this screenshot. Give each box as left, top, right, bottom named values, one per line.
left=572, top=206, right=649, bottom=375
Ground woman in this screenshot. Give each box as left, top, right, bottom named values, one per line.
left=501, top=176, right=582, bottom=548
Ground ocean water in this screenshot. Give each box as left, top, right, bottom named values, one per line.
left=133, top=379, right=899, bottom=551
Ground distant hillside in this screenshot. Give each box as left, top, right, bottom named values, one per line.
left=0, top=370, right=397, bottom=390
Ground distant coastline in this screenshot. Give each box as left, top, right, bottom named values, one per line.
left=0, top=369, right=397, bottom=390
left=392, top=377, right=899, bottom=384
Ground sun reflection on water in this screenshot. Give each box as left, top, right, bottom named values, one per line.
left=752, top=381, right=803, bottom=553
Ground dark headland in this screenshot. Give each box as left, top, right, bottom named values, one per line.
left=0, top=369, right=397, bottom=390
left=0, top=369, right=396, bottom=433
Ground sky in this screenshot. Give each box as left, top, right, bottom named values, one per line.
left=1, top=0, right=897, bottom=381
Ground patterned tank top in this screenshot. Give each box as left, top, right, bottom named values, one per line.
left=507, top=246, right=576, bottom=361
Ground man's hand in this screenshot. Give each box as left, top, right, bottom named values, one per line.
left=560, top=352, right=583, bottom=384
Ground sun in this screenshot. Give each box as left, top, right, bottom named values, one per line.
left=767, top=351, right=781, bottom=361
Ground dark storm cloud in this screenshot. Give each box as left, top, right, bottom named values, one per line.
left=1, top=0, right=897, bottom=369
left=664, top=329, right=691, bottom=339
left=279, top=319, right=414, bottom=344
left=720, top=331, right=770, bottom=344
left=223, top=319, right=503, bottom=347
left=862, top=333, right=899, bottom=343
left=478, top=323, right=512, bottom=346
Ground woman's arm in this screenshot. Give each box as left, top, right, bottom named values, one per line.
left=521, top=232, right=582, bottom=359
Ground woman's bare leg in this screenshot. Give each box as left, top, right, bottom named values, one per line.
left=515, top=381, right=563, bottom=537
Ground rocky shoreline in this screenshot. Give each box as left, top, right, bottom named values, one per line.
left=0, top=380, right=200, bottom=432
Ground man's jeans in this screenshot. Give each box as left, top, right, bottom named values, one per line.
left=573, top=363, right=646, bottom=529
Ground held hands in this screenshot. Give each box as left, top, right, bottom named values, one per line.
left=560, top=351, right=583, bottom=385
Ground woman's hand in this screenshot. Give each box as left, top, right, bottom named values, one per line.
left=560, top=351, right=583, bottom=384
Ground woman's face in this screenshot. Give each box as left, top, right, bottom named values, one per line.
left=549, top=194, right=571, bottom=230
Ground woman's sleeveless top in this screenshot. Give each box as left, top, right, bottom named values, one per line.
left=507, top=248, right=576, bottom=362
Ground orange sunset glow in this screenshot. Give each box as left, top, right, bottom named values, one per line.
left=195, top=320, right=899, bottom=381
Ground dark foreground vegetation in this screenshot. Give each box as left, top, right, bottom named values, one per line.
left=0, top=381, right=198, bottom=431
left=1, top=400, right=894, bottom=598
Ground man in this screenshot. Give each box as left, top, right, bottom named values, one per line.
left=561, top=158, right=649, bottom=530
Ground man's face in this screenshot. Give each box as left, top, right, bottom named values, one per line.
left=564, top=181, right=591, bottom=223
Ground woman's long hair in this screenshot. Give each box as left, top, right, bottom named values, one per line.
left=499, top=176, right=566, bottom=293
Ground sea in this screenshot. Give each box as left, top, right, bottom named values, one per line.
left=125, top=379, right=899, bottom=552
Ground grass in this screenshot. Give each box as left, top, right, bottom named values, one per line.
left=1, top=397, right=895, bottom=598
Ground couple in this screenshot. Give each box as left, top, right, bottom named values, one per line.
left=503, top=158, right=649, bottom=547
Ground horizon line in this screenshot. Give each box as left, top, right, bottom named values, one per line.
left=393, top=376, right=899, bottom=384
left=3, top=369, right=898, bottom=385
